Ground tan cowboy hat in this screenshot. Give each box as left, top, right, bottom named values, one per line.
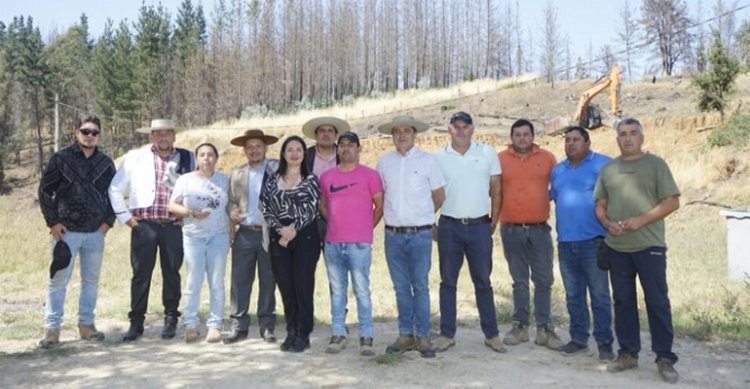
left=136, top=119, right=179, bottom=134
left=230, top=129, right=279, bottom=146
left=377, top=115, right=430, bottom=135
left=301, top=116, right=351, bottom=139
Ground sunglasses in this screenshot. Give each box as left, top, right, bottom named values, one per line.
left=79, top=128, right=100, bottom=137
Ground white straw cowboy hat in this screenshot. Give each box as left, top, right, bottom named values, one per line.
left=230, top=129, right=279, bottom=146
left=377, top=115, right=430, bottom=135
left=136, top=119, right=179, bottom=134
left=301, top=116, right=351, bottom=140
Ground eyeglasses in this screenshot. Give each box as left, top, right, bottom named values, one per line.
left=79, top=128, right=100, bottom=137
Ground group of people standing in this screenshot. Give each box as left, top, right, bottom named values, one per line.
left=37, top=110, right=681, bottom=383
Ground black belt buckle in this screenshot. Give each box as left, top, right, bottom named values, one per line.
left=441, top=215, right=490, bottom=225
left=504, top=222, right=546, bottom=228
left=240, top=224, right=263, bottom=232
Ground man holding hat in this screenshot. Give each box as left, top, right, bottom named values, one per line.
left=376, top=115, right=445, bottom=358
left=109, top=119, right=196, bottom=342
left=38, top=114, right=116, bottom=347
left=224, top=129, right=280, bottom=344
left=320, top=130, right=384, bottom=356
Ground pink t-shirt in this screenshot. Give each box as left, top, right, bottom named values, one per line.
left=320, top=165, right=384, bottom=243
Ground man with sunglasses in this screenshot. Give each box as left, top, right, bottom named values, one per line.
left=38, top=114, right=116, bottom=348
left=109, top=119, right=196, bottom=342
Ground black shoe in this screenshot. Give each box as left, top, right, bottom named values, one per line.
left=161, top=316, right=178, bottom=339
left=222, top=330, right=249, bottom=344
left=122, top=324, right=144, bottom=342
left=261, top=328, right=277, bottom=343
left=290, top=336, right=309, bottom=352
left=598, top=343, right=616, bottom=361
left=560, top=341, right=589, bottom=356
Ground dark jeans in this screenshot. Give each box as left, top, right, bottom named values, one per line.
left=269, top=222, right=320, bottom=338
left=229, top=228, right=276, bottom=332
left=128, top=220, right=183, bottom=324
left=558, top=237, right=613, bottom=346
left=501, top=224, right=554, bottom=327
left=437, top=216, right=499, bottom=338
left=609, top=246, right=678, bottom=363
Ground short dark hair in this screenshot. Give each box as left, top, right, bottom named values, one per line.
left=277, top=135, right=310, bottom=177
left=510, top=119, right=534, bottom=136
left=315, top=125, right=339, bottom=135
left=563, top=126, right=590, bottom=142
left=77, top=114, right=101, bottom=129
left=450, top=111, right=473, bottom=125
left=195, top=142, right=219, bottom=158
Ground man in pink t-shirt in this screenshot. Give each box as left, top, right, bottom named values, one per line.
left=320, top=131, right=384, bottom=356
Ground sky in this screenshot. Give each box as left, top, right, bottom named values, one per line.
left=3, top=0, right=750, bottom=79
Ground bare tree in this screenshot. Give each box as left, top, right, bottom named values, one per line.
left=712, top=0, right=739, bottom=56
left=618, top=0, right=639, bottom=82
left=540, top=0, right=561, bottom=86
left=640, top=0, right=693, bottom=76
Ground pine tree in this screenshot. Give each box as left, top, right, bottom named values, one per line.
left=693, top=34, right=741, bottom=119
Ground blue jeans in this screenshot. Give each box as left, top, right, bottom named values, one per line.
left=182, top=232, right=230, bottom=329
left=609, top=246, right=678, bottom=363
left=501, top=224, right=554, bottom=327
left=558, top=237, right=613, bottom=346
left=437, top=217, right=499, bottom=338
left=384, top=229, right=432, bottom=338
left=45, top=231, right=105, bottom=329
left=325, top=242, right=373, bottom=338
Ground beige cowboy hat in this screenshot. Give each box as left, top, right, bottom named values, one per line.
left=136, top=119, right=179, bottom=134
left=230, top=129, right=279, bottom=146
left=301, top=116, right=351, bottom=139
left=377, top=115, right=430, bottom=135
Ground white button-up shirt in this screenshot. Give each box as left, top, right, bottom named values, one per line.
left=377, top=146, right=446, bottom=227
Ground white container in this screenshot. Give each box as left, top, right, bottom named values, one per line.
left=719, top=210, right=750, bottom=281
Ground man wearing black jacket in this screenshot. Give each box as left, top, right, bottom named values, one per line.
left=37, top=114, right=116, bottom=348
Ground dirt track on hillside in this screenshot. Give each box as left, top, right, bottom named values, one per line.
left=1, top=319, right=749, bottom=388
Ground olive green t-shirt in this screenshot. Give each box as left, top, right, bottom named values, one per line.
left=593, top=153, right=680, bottom=252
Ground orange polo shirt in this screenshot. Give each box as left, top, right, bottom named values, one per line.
left=498, top=144, right=556, bottom=224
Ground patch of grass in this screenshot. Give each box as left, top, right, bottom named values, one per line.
left=372, top=352, right=406, bottom=365
left=708, top=112, right=750, bottom=147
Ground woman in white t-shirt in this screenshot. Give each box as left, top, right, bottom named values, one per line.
left=168, top=143, right=230, bottom=343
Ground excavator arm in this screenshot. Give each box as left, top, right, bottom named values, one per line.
left=573, top=65, right=621, bottom=128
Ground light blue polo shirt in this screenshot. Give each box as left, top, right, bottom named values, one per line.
left=550, top=150, right=611, bottom=242
left=434, top=141, right=501, bottom=218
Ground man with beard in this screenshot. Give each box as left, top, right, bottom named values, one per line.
left=38, top=114, right=116, bottom=347
left=320, top=131, right=384, bottom=356
left=109, top=119, right=195, bottom=342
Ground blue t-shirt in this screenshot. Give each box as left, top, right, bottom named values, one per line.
left=550, top=151, right=611, bottom=242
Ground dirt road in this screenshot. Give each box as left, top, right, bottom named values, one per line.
left=1, top=320, right=748, bottom=388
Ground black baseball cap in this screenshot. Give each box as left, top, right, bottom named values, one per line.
left=338, top=131, right=360, bottom=146
left=450, top=111, right=473, bottom=125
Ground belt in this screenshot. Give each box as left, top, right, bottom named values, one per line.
left=385, top=225, right=433, bottom=233
left=144, top=219, right=178, bottom=225
left=440, top=215, right=491, bottom=224
left=502, top=222, right=547, bottom=228
left=239, top=224, right=263, bottom=232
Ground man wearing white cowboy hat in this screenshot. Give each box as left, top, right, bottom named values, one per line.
left=301, top=116, right=350, bottom=178
left=376, top=115, right=445, bottom=358
left=224, top=129, right=280, bottom=344
left=109, top=118, right=196, bottom=342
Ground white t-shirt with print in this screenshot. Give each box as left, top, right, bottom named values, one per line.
left=170, top=171, right=230, bottom=237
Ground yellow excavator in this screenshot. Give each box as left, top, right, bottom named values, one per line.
left=573, top=65, right=621, bottom=129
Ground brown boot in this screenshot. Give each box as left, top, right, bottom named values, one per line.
left=38, top=328, right=60, bottom=348
left=78, top=324, right=105, bottom=341
left=185, top=327, right=199, bottom=343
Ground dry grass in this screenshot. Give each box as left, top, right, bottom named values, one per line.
left=3, top=75, right=750, bottom=345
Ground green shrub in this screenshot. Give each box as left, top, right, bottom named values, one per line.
left=707, top=112, right=750, bottom=147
